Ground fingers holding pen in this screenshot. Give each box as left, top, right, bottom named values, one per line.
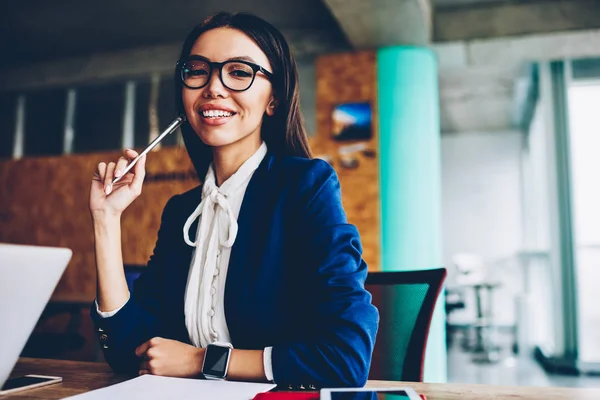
left=116, top=149, right=145, bottom=191
left=90, top=117, right=182, bottom=215
left=114, top=149, right=139, bottom=179
left=93, top=148, right=145, bottom=198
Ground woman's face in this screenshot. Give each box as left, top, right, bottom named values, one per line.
left=182, top=27, right=276, bottom=151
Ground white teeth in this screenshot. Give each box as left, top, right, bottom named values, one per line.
left=202, top=110, right=233, bottom=118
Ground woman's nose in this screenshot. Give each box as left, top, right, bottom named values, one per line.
left=203, top=68, right=227, bottom=98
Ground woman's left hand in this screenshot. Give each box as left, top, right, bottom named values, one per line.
left=135, top=337, right=205, bottom=378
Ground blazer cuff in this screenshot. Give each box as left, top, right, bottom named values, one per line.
left=263, top=346, right=275, bottom=382
left=94, top=292, right=130, bottom=318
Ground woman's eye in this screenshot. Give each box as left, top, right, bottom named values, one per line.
left=225, top=62, right=254, bottom=78
left=230, top=69, right=252, bottom=78
left=189, top=69, right=208, bottom=76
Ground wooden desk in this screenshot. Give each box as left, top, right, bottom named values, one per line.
left=6, top=358, right=600, bottom=399
left=6, top=358, right=128, bottom=399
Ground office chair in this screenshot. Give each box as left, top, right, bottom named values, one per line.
left=366, top=268, right=447, bottom=382
left=124, top=265, right=145, bottom=291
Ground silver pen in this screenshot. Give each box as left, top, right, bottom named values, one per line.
left=112, top=115, right=187, bottom=184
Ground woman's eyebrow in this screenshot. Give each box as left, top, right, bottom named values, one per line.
left=225, top=55, right=256, bottom=63
left=189, top=55, right=257, bottom=63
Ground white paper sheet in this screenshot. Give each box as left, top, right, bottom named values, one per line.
left=64, top=375, right=276, bottom=400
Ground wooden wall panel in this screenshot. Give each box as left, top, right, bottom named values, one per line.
left=313, top=50, right=381, bottom=271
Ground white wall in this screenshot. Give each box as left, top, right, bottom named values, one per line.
left=442, top=130, right=524, bottom=265
left=441, top=130, right=524, bottom=324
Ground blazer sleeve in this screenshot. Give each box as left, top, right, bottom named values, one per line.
left=271, top=160, right=379, bottom=388
left=90, top=195, right=180, bottom=374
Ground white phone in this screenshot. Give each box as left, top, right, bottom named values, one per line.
left=0, top=374, right=62, bottom=395
left=320, top=386, right=421, bottom=400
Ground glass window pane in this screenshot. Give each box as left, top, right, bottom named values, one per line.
left=522, top=102, right=556, bottom=353
left=0, top=92, right=16, bottom=159
left=158, top=78, right=181, bottom=147
left=567, top=83, right=600, bottom=363
left=134, top=79, right=151, bottom=148
left=73, top=83, right=124, bottom=153
left=572, top=58, right=600, bottom=81
left=24, top=88, right=66, bottom=156
left=133, top=77, right=180, bottom=148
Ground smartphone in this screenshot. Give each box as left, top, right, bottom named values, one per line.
left=320, top=387, right=421, bottom=400
left=0, top=374, right=62, bottom=395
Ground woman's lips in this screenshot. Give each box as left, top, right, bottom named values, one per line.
left=197, top=110, right=237, bottom=126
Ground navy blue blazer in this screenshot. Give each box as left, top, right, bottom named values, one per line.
left=91, top=154, right=379, bottom=387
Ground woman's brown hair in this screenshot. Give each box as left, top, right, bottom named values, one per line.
left=174, top=12, right=312, bottom=178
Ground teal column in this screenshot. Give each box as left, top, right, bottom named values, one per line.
left=377, top=47, right=446, bottom=382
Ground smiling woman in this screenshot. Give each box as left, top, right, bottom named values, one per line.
left=89, top=12, right=378, bottom=389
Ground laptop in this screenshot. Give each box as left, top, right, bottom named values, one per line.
left=0, top=244, right=72, bottom=388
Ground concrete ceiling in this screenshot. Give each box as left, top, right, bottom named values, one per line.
left=322, top=0, right=432, bottom=48
left=2, top=0, right=600, bottom=134
left=437, top=65, right=520, bottom=134
left=0, top=0, right=348, bottom=69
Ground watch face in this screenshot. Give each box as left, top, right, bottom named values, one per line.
left=203, top=345, right=231, bottom=378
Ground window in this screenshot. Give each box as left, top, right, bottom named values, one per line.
left=3, top=75, right=184, bottom=158
left=157, top=78, right=181, bottom=147
left=567, top=81, right=600, bottom=364
left=73, top=83, right=124, bottom=153
left=134, top=79, right=151, bottom=148
left=133, top=77, right=180, bottom=149
left=0, top=93, right=16, bottom=158
left=23, top=88, right=66, bottom=156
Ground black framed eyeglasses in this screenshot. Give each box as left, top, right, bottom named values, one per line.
left=177, top=55, right=274, bottom=92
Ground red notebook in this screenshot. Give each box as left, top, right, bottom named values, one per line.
left=253, top=393, right=319, bottom=400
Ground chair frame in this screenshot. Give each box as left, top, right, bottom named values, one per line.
left=366, top=268, right=447, bottom=381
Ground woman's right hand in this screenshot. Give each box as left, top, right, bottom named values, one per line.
left=90, top=149, right=146, bottom=219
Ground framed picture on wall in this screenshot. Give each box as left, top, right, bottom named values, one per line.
left=331, top=102, right=372, bottom=142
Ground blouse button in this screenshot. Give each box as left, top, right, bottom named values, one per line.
left=213, top=268, right=220, bottom=276
left=209, top=309, right=215, bottom=317
left=210, top=287, right=217, bottom=295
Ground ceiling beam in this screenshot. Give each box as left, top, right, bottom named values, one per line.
left=435, top=0, right=600, bottom=42
left=323, top=0, right=432, bottom=48
left=433, top=29, right=600, bottom=72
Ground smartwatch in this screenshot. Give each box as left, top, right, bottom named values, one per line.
left=202, top=342, right=233, bottom=380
